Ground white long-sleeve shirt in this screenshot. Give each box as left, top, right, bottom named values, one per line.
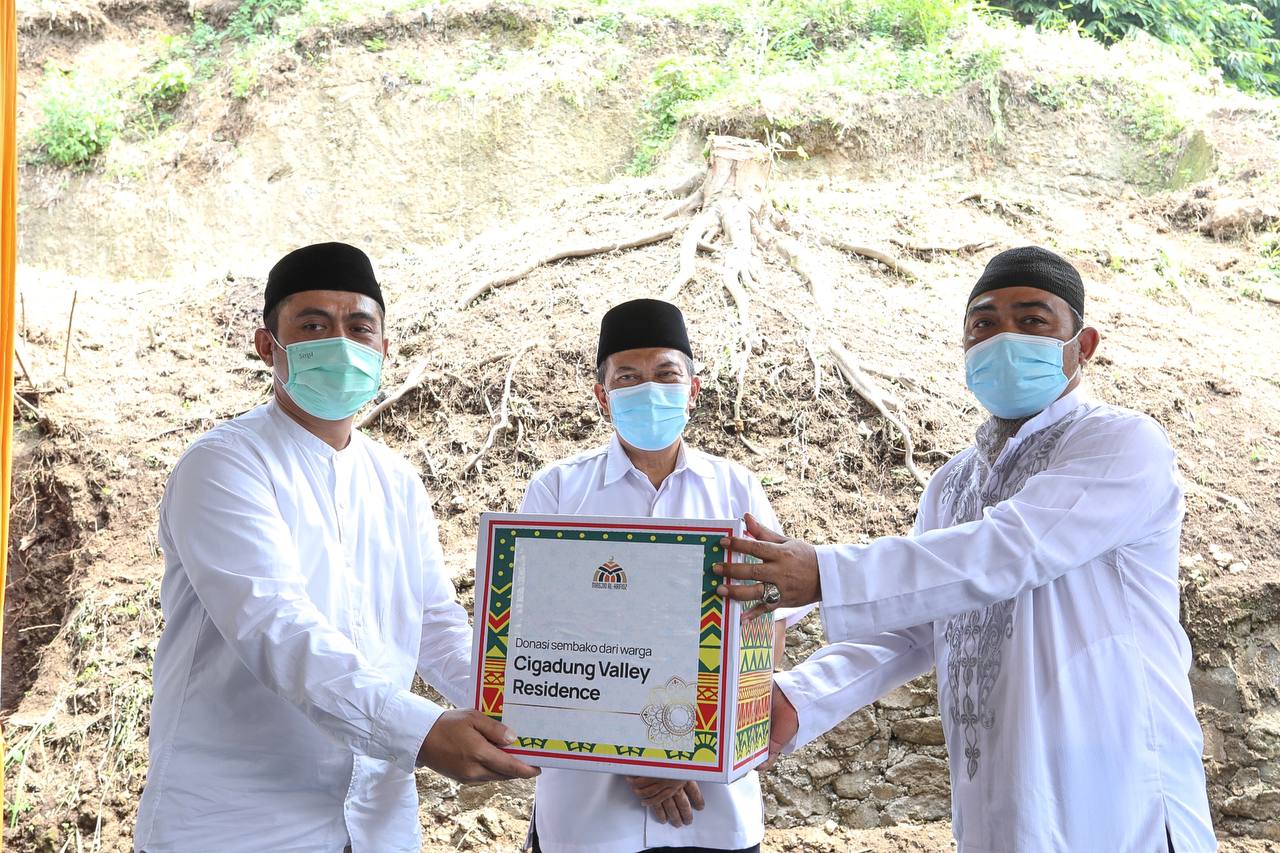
left=774, top=389, right=1217, bottom=853
left=135, top=400, right=473, bottom=853
left=521, top=435, right=805, bottom=853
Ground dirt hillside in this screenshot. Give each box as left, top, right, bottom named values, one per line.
left=4, top=1, right=1280, bottom=851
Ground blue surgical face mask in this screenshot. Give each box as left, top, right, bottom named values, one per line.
left=964, top=331, right=1081, bottom=420
left=270, top=333, right=383, bottom=421
left=608, top=382, right=691, bottom=451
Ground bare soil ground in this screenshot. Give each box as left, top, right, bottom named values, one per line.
left=4, top=2, right=1280, bottom=852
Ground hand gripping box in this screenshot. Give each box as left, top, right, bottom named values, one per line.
left=470, top=512, right=774, bottom=782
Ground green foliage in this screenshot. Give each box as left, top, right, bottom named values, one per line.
left=393, top=56, right=428, bottom=84
left=990, top=0, right=1280, bottom=92
left=630, top=56, right=726, bottom=174
left=1105, top=86, right=1185, bottom=144
left=742, top=0, right=967, bottom=59
left=810, top=35, right=999, bottom=95
left=364, top=36, right=388, bottom=52
left=1028, top=74, right=1090, bottom=110
left=150, top=16, right=223, bottom=85
left=227, top=0, right=306, bottom=41
left=189, top=14, right=224, bottom=54
left=139, top=60, right=194, bottom=109
left=30, top=65, right=121, bottom=167
left=128, top=60, right=195, bottom=136
left=862, top=0, right=966, bottom=45
left=230, top=60, right=262, bottom=98
left=627, top=0, right=976, bottom=173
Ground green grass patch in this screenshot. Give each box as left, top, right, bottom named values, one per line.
left=230, top=59, right=262, bottom=99
left=131, top=59, right=195, bottom=134
left=626, top=0, right=993, bottom=174
left=375, top=18, right=631, bottom=106
left=227, top=0, right=307, bottom=41
left=1105, top=86, right=1185, bottom=145
left=29, top=64, right=123, bottom=167
left=631, top=56, right=728, bottom=175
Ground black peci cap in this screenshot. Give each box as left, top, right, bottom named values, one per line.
left=263, top=242, right=384, bottom=320
left=968, top=246, right=1084, bottom=318
left=596, top=299, right=693, bottom=367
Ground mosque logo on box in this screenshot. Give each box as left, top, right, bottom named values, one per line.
left=592, top=558, right=628, bottom=590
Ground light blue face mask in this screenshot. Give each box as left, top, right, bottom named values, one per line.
left=270, top=333, right=383, bottom=421
left=964, top=331, right=1080, bottom=420
left=608, top=381, right=691, bottom=451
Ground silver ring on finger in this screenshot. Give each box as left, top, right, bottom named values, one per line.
left=760, top=581, right=781, bottom=605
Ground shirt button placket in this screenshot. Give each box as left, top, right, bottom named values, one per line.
left=332, top=458, right=346, bottom=545
left=333, top=456, right=362, bottom=644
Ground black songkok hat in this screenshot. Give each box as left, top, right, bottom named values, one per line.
left=968, top=246, right=1085, bottom=318
left=263, top=242, right=384, bottom=320
left=596, top=299, right=693, bottom=367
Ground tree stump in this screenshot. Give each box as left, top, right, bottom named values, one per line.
left=664, top=136, right=773, bottom=320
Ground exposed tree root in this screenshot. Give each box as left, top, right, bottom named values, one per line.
left=462, top=344, right=535, bottom=476
left=457, top=225, right=680, bottom=308
left=663, top=170, right=705, bottom=200
left=415, top=439, right=442, bottom=480
left=660, top=136, right=775, bottom=434
left=357, top=357, right=431, bottom=429
left=762, top=226, right=833, bottom=312
left=827, top=339, right=928, bottom=488
left=664, top=209, right=719, bottom=301
left=955, top=190, right=1036, bottom=222
left=654, top=137, right=931, bottom=480
left=891, top=238, right=995, bottom=257
left=660, top=189, right=705, bottom=220
left=439, top=134, right=933, bottom=485
left=13, top=392, right=47, bottom=424
left=812, top=231, right=922, bottom=281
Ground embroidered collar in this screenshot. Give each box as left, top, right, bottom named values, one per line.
left=975, top=387, right=1086, bottom=468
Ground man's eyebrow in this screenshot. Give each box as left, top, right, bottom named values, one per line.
left=965, top=299, right=1059, bottom=317
left=1011, top=300, right=1057, bottom=312
left=293, top=307, right=334, bottom=321
left=656, top=358, right=682, bottom=368
left=346, top=310, right=379, bottom=324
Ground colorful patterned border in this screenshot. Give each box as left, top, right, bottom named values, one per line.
left=474, top=518, right=734, bottom=772
left=732, top=603, right=774, bottom=770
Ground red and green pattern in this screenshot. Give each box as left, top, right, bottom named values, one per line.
left=733, top=604, right=774, bottom=765
left=477, top=522, right=731, bottom=768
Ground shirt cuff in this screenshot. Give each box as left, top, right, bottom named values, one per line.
left=774, top=602, right=817, bottom=627
left=816, top=545, right=857, bottom=642
left=771, top=672, right=806, bottom=754
left=372, top=688, right=445, bottom=773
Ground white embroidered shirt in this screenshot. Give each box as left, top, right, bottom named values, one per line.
left=774, top=390, right=1217, bottom=853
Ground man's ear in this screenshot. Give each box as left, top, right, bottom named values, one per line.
left=1078, top=327, right=1100, bottom=364
left=254, top=328, right=277, bottom=368
left=688, top=376, right=701, bottom=410
left=593, top=383, right=610, bottom=418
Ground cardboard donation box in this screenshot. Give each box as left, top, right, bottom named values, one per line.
left=471, top=512, right=774, bottom=782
